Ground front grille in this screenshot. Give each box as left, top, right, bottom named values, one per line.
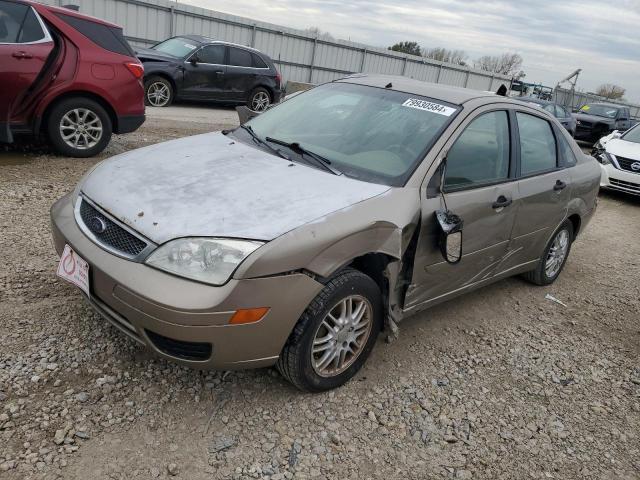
left=610, top=178, right=640, bottom=193
left=615, top=156, right=640, bottom=174
left=79, top=199, right=147, bottom=257
left=145, top=330, right=212, bottom=361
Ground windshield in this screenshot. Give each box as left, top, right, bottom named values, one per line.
left=621, top=124, right=640, bottom=144
left=579, top=104, right=619, bottom=118
left=244, top=83, right=459, bottom=186
left=151, top=37, right=199, bottom=58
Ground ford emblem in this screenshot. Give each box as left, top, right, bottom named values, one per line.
left=90, top=216, right=107, bottom=234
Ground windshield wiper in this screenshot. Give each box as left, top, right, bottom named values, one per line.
left=239, top=125, right=289, bottom=160
left=265, top=137, right=341, bottom=175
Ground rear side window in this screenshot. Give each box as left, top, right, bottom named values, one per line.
left=0, top=2, right=44, bottom=43
left=56, top=13, right=135, bottom=57
left=197, top=45, right=225, bottom=64
left=517, top=112, right=557, bottom=175
left=557, top=132, right=577, bottom=167
left=229, top=47, right=252, bottom=67
left=444, top=111, right=510, bottom=189
left=252, top=53, right=267, bottom=68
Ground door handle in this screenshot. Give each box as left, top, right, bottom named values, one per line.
left=214, top=70, right=224, bottom=75
left=553, top=180, right=567, bottom=191
left=12, top=51, right=33, bottom=59
left=492, top=195, right=512, bottom=209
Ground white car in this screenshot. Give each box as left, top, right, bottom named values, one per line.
left=593, top=124, right=640, bottom=196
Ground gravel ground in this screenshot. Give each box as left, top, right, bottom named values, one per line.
left=1, top=108, right=639, bottom=480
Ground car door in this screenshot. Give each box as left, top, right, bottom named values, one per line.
left=224, top=46, right=259, bottom=101
left=180, top=44, right=227, bottom=100
left=616, top=108, right=631, bottom=131
left=405, top=108, right=519, bottom=309
left=0, top=0, right=53, bottom=142
left=504, top=110, right=571, bottom=269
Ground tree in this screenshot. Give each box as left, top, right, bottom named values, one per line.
left=305, top=27, right=334, bottom=41
left=595, top=83, right=625, bottom=100
left=473, top=53, right=524, bottom=77
left=423, top=47, right=467, bottom=66
left=388, top=41, right=422, bottom=56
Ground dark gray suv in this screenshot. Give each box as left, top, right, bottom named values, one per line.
left=136, top=35, right=283, bottom=111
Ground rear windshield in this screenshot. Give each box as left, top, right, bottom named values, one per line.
left=622, top=124, right=640, bottom=144
left=56, top=13, right=135, bottom=57
left=151, top=37, right=198, bottom=58
left=244, top=82, right=459, bottom=186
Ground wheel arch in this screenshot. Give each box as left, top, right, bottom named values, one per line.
left=39, top=91, right=118, bottom=135
left=144, top=72, right=177, bottom=93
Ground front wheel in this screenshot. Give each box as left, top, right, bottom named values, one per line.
left=277, top=269, right=383, bottom=392
left=46, top=98, right=112, bottom=158
left=522, top=221, right=574, bottom=286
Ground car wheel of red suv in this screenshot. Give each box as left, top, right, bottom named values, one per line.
left=46, top=98, right=112, bottom=158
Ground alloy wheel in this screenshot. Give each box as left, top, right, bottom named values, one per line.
left=250, top=91, right=270, bottom=111
left=311, top=295, right=373, bottom=377
left=59, top=108, right=103, bottom=150
left=545, top=229, right=569, bottom=278
left=147, top=82, right=171, bottom=107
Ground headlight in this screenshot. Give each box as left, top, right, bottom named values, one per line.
left=145, top=238, right=264, bottom=285
left=598, top=152, right=614, bottom=165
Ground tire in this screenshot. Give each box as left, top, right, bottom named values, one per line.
left=144, top=76, right=173, bottom=107
left=522, top=221, right=574, bottom=286
left=247, top=87, right=271, bottom=112
left=46, top=97, right=112, bottom=158
left=277, top=268, right=383, bottom=392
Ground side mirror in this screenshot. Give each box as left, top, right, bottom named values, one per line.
left=189, top=56, right=199, bottom=65
left=612, top=130, right=622, bottom=138
left=436, top=210, right=463, bottom=264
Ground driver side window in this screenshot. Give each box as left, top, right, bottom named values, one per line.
left=444, top=111, right=510, bottom=190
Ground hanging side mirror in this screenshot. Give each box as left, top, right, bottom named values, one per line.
left=189, top=55, right=199, bottom=66
left=435, top=210, right=463, bottom=264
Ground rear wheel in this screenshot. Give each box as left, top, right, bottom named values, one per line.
left=144, top=76, right=173, bottom=107
left=247, top=87, right=271, bottom=112
left=522, top=221, right=574, bottom=286
left=46, top=97, right=112, bottom=158
left=277, top=269, right=383, bottom=392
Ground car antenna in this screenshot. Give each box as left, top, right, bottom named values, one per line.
left=385, top=82, right=392, bottom=89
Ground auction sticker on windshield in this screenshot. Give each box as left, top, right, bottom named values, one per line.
left=402, top=99, right=456, bottom=116
left=57, top=245, right=90, bottom=297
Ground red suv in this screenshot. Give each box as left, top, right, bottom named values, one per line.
left=0, top=0, right=145, bottom=157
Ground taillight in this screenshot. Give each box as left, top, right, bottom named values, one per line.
left=124, top=62, right=144, bottom=79
left=275, top=71, right=282, bottom=87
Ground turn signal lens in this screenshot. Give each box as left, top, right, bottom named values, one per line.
left=229, top=307, right=270, bottom=325
left=124, top=62, right=144, bottom=79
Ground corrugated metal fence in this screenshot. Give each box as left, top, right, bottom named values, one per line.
left=41, top=0, right=511, bottom=92
left=554, top=88, right=640, bottom=120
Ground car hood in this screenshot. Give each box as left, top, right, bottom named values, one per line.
left=605, top=138, right=640, bottom=160
left=81, top=133, right=390, bottom=244
left=135, top=47, right=179, bottom=63
left=573, top=113, right=614, bottom=124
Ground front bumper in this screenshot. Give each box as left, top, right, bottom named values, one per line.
left=599, top=163, right=640, bottom=196
left=50, top=194, right=323, bottom=369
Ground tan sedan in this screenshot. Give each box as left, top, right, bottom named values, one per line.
left=51, top=75, right=599, bottom=391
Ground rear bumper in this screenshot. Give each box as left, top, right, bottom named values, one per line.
left=115, top=114, right=145, bottom=134
left=49, top=193, right=323, bottom=370
left=599, top=163, right=640, bottom=196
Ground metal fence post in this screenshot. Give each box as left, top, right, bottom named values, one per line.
left=251, top=24, right=256, bottom=47
left=464, top=70, right=470, bottom=88
left=308, top=35, right=318, bottom=83
left=360, top=48, right=367, bottom=72
left=169, top=5, right=174, bottom=37
left=488, top=74, right=494, bottom=91
left=436, top=64, right=443, bottom=83
left=402, top=57, right=407, bottom=76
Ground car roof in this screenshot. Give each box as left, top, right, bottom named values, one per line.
left=335, top=74, right=515, bottom=106
left=176, top=35, right=266, bottom=55
left=518, top=96, right=555, bottom=106
left=27, top=0, right=121, bottom=28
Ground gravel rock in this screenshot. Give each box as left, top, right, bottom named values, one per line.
left=167, top=463, right=179, bottom=476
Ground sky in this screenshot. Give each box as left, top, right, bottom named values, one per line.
left=182, top=0, right=640, bottom=103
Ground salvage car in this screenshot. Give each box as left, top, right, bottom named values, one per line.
left=517, top=97, right=576, bottom=136
left=573, top=103, right=633, bottom=142
left=136, top=35, right=283, bottom=111
left=592, top=123, right=640, bottom=195
left=50, top=75, right=600, bottom=391
left=0, top=0, right=144, bottom=157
